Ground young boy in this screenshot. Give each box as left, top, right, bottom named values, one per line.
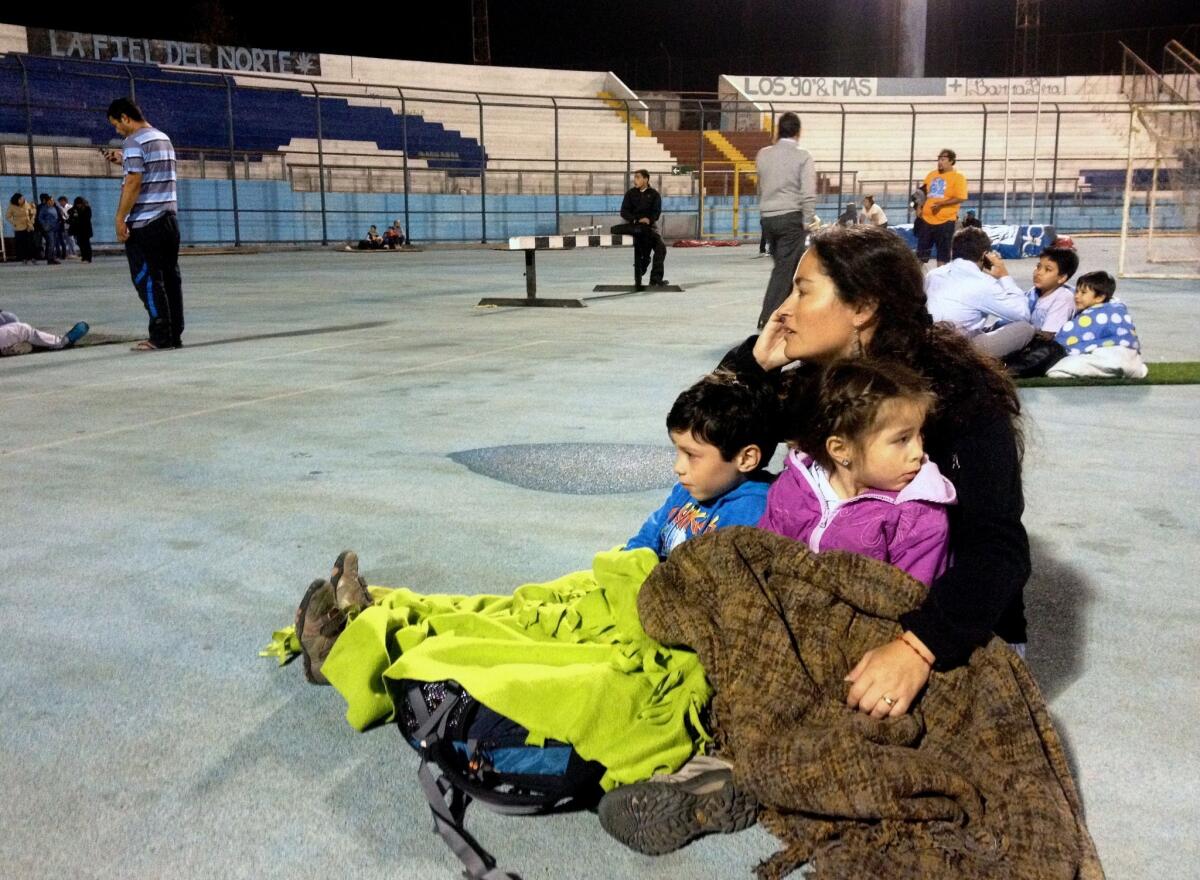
left=625, top=371, right=778, bottom=559
left=288, top=371, right=779, bottom=684
left=1054, top=271, right=1140, bottom=355
left=1026, top=246, right=1079, bottom=337
left=993, top=246, right=1079, bottom=374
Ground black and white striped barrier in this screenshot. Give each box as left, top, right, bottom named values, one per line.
left=478, top=235, right=634, bottom=308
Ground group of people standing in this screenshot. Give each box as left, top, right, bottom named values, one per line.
left=5, top=193, right=93, bottom=265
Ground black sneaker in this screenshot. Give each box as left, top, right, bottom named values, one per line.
left=650, top=279, right=671, bottom=287
left=597, top=759, right=758, bottom=855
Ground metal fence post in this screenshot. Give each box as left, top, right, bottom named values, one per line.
left=837, top=104, right=846, bottom=204
left=697, top=100, right=706, bottom=236
left=312, top=83, right=328, bottom=246
left=477, top=93, right=486, bottom=243
left=552, top=97, right=560, bottom=233
left=224, top=76, right=242, bottom=247
left=979, top=104, right=989, bottom=223
left=398, top=88, right=411, bottom=245
left=907, top=103, right=916, bottom=220
left=1049, top=104, right=1061, bottom=226
left=623, top=99, right=632, bottom=187
left=16, top=56, right=37, bottom=197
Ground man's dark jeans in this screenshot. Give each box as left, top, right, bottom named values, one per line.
left=612, top=222, right=666, bottom=284
left=917, top=218, right=955, bottom=264
left=125, top=213, right=184, bottom=348
left=757, top=211, right=807, bottom=328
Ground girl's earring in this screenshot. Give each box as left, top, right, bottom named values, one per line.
left=840, top=459, right=851, bottom=467
left=851, top=326, right=863, bottom=358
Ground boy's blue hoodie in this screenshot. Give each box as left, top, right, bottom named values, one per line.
left=625, top=474, right=772, bottom=559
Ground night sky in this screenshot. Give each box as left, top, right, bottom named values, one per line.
left=6, top=2, right=1197, bottom=90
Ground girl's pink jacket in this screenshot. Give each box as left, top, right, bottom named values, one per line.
left=758, top=451, right=957, bottom=586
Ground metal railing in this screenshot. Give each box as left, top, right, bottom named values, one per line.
left=1, top=52, right=1186, bottom=246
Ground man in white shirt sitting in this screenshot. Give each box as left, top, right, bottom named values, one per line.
left=924, top=227, right=1031, bottom=357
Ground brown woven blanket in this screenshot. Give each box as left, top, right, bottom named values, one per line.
left=638, top=527, right=1104, bottom=880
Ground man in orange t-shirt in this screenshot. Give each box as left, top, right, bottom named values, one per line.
left=918, top=148, right=968, bottom=266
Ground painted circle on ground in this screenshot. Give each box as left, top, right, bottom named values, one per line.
left=449, top=443, right=676, bottom=495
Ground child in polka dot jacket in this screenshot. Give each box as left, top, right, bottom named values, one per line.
left=1054, top=270, right=1140, bottom=356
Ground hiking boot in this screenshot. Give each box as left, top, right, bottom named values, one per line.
left=294, top=578, right=346, bottom=685
left=597, top=756, right=758, bottom=855
left=331, top=550, right=371, bottom=613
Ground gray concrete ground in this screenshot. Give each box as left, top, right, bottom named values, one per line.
left=1, top=238, right=1197, bottom=879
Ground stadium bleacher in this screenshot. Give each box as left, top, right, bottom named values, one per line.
left=0, top=31, right=1181, bottom=242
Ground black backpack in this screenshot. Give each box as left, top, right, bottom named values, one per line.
left=397, top=679, right=606, bottom=880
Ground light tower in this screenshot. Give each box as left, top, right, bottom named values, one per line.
left=472, top=0, right=492, bottom=65
left=1013, top=0, right=1043, bottom=76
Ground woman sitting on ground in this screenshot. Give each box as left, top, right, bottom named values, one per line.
left=600, top=222, right=1032, bottom=854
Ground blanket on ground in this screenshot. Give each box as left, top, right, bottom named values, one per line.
left=319, top=547, right=711, bottom=789
left=638, top=527, right=1104, bottom=880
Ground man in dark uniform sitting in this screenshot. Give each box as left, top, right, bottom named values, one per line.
left=613, top=169, right=668, bottom=290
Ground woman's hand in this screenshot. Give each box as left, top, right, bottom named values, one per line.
left=753, top=307, right=794, bottom=371
left=845, top=633, right=933, bottom=718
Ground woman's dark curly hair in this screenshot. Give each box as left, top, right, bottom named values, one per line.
left=800, top=225, right=1022, bottom=447
left=9, top=193, right=24, bottom=206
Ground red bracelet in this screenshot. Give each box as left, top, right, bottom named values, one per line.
left=898, top=635, right=933, bottom=667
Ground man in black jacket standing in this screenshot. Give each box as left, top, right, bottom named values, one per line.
left=614, top=169, right=668, bottom=290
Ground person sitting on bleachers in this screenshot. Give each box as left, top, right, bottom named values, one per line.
left=383, top=220, right=406, bottom=249
left=924, top=227, right=1030, bottom=358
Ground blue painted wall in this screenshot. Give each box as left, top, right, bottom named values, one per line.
left=2, top=174, right=1168, bottom=246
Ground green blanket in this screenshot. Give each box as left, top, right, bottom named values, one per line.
left=320, top=547, right=712, bottom=789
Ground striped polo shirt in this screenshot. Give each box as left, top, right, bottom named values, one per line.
left=122, top=126, right=177, bottom=227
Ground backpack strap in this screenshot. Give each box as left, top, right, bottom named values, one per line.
left=412, top=686, right=522, bottom=880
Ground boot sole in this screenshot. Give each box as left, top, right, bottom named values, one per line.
left=331, top=550, right=371, bottom=611
left=597, top=771, right=758, bottom=855
left=295, top=578, right=336, bottom=685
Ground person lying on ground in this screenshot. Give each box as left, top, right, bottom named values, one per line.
left=0, top=311, right=88, bottom=356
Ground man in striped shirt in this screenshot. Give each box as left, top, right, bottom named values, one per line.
left=106, top=98, right=184, bottom=351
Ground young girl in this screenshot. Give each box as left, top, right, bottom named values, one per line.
left=758, top=358, right=956, bottom=586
